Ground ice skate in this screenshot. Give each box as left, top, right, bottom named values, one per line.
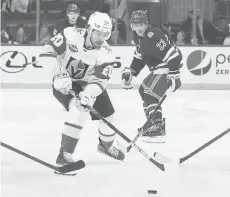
left=141, top=118, right=166, bottom=143
left=55, top=148, right=79, bottom=176
left=97, top=138, right=125, bottom=161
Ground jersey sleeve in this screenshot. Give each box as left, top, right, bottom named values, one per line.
left=85, top=46, right=115, bottom=96
left=142, top=29, right=170, bottom=59
left=129, top=45, right=145, bottom=76
left=38, top=29, right=68, bottom=70
left=39, top=29, right=67, bottom=59
left=46, top=30, right=67, bottom=56
left=142, top=29, right=181, bottom=71
left=54, top=22, right=62, bottom=35
left=88, top=62, right=114, bottom=91
left=94, top=62, right=114, bottom=80
left=53, top=22, right=59, bottom=36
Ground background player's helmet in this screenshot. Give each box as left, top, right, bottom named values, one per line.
left=87, top=12, right=113, bottom=40
left=67, top=4, right=80, bottom=14
left=130, top=10, right=148, bottom=25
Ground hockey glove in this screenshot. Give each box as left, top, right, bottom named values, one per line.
left=167, top=70, right=181, bottom=92
left=76, top=91, right=96, bottom=112
left=53, top=68, right=72, bottom=95
left=121, top=67, right=134, bottom=90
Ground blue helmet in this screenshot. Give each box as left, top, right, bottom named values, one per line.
left=67, top=4, right=80, bottom=14
left=130, top=10, right=148, bottom=24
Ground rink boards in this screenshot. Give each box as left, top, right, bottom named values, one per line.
left=1, top=45, right=230, bottom=89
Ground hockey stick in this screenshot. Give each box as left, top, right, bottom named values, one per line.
left=179, top=128, right=230, bottom=164
left=127, top=91, right=168, bottom=152
left=69, top=90, right=165, bottom=171
left=88, top=106, right=165, bottom=171
left=0, top=141, right=85, bottom=173
left=153, top=128, right=230, bottom=164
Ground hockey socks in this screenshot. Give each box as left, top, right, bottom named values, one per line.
left=60, top=122, right=82, bottom=154
left=55, top=122, right=84, bottom=175
left=61, top=134, right=78, bottom=154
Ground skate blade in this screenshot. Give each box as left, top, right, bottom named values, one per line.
left=54, top=160, right=85, bottom=175
left=54, top=170, right=77, bottom=176
left=141, top=136, right=165, bottom=143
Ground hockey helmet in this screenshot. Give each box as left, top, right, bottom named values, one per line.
left=130, top=10, right=148, bottom=25
left=87, top=12, right=113, bottom=40
left=67, top=4, right=80, bottom=14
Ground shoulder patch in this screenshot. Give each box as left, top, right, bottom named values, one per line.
left=147, top=32, right=154, bottom=38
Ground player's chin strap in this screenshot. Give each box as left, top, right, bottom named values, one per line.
left=126, top=89, right=170, bottom=152
left=68, top=89, right=165, bottom=171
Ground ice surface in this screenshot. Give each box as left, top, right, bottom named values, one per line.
left=1, top=89, right=230, bottom=197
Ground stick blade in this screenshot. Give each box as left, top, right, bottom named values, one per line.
left=126, top=145, right=132, bottom=152
left=58, top=160, right=85, bottom=173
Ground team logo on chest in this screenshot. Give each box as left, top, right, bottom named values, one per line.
left=66, top=57, right=89, bottom=79
left=147, top=32, right=154, bottom=38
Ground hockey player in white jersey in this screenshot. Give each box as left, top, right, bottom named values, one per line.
left=39, top=12, right=125, bottom=171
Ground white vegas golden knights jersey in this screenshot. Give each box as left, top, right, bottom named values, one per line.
left=40, top=27, right=115, bottom=89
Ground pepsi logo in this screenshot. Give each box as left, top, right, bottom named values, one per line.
left=187, top=50, right=212, bottom=75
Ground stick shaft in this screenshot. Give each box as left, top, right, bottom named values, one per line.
left=69, top=90, right=165, bottom=171
left=1, top=141, right=58, bottom=171
left=127, top=93, right=167, bottom=152
left=180, top=128, right=230, bottom=164
left=88, top=107, right=165, bottom=171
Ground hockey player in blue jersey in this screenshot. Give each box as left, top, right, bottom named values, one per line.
left=121, top=10, right=183, bottom=143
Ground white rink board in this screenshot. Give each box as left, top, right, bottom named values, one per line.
left=1, top=45, right=230, bottom=89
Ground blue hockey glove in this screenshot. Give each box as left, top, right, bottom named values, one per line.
left=167, top=70, right=181, bottom=92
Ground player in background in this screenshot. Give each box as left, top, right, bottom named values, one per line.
left=53, top=4, right=87, bottom=36
left=39, top=12, right=125, bottom=172
left=121, top=10, right=182, bottom=143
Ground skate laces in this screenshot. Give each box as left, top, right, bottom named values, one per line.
left=145, top=123, right=161, bottom=133
left=63, top=151, right=75, bottom=162
left=108, top=146, right=119, bottom=158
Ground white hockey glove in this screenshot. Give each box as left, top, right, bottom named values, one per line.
left=167, top=70, right=181, bottom=92
left=53, top=68, right=72, bottom=95
left=76, top=91, right=96, bottom=112
left=121, top=67, right=134, bottom=90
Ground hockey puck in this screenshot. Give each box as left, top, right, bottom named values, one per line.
left=148, top=190, right=157, bottom=194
